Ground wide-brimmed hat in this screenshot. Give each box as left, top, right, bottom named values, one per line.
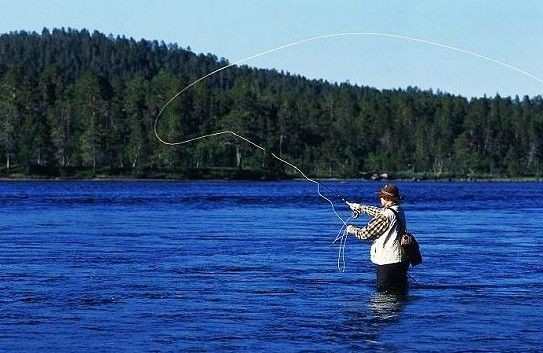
left=378, top=184, right=401, bottom=202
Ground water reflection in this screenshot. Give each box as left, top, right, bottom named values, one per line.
left=368, top=292, right=407, bottom=322
left=337, top=292, right=409, bottom=352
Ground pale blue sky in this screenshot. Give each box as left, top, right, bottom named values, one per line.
left=1, top=0, right=542, bottom=98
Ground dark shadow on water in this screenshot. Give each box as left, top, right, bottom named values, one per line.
left=329, top=291, right=409, bottom=352
left=367, top=292, right=408, bottom=323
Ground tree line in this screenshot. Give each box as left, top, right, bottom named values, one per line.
left=0, top=28, right=542, bottom=179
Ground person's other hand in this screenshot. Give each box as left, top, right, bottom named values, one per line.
left=346, top=225, right=357, bottom=235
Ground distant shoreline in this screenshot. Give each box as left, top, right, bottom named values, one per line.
left=1, top=166, right=541, bottom=182
left=0, top=175, right=541, bottom=182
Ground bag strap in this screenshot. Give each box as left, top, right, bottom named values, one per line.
left=388, top=208, right=405, bottom=234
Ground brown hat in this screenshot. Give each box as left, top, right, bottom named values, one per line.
left=378, top=184, right=401, bottom=202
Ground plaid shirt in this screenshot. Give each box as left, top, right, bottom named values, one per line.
left=349, top=205, right=391, bottom=241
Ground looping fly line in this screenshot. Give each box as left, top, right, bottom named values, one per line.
left=154, top=32, right=543, bottom=272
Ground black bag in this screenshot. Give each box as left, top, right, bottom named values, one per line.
left=390, top=209, right=422, bottom=267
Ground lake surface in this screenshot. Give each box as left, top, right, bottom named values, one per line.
left=0, top=180, right=541, bottom=352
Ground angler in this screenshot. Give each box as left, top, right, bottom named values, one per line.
left=346, top=184, right=418, bottom=294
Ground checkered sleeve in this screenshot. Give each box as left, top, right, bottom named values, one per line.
left=350, top=214, right=390, bottom=241
left=361, top=205, right=384, bottom=217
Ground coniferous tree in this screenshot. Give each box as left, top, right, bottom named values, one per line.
left=124, top=75, right=149, bottom=170
left=73, top=72, right=108, bottom=172
left=0, top=81, right=17, bottom=170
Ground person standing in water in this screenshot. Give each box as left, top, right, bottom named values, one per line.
left=346, top=184, right=409, bottom=294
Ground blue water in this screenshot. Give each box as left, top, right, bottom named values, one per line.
left=0, top=180, right=541, bottom=352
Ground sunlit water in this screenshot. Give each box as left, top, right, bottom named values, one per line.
left=0, top=180, right=541, bottom=352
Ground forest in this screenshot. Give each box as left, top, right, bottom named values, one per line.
left=0, top=28, right=542, bottom=179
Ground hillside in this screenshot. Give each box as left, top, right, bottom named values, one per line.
left=0, top=28, right=542, bottom=179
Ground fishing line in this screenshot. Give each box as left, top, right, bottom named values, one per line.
left=154, top=32, right=543, bottom=126
left=153, top=31, right=543, bottom=271
left=333, top=215, right=353, bottom=272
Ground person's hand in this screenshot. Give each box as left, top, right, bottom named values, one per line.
left=346, top=201, right=363, bottom=218
left=346, top=225, right=357, bottom=235
left=346, top=201, right=363, bottom=212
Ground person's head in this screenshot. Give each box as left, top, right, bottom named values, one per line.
left=378, top=184, right=401, bottom=206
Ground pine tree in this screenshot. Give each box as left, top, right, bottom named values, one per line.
left=124, top=75, right=149, bottom=170
left=73, top=72, right=108, bottom=173
left=0, top=81, right=18, bottom=170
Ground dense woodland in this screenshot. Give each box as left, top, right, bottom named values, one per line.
left=0, top=28, right=542, bottom=179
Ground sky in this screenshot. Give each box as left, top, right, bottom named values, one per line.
left=1, top=0, right=542, bottom=98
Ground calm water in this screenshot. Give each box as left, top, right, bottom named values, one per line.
left=0, top=180, right=541, bottom=352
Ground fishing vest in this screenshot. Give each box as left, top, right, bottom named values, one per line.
left=370, top=205, right=407, bottom=265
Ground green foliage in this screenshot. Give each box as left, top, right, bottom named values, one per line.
left=0, top=28, right=542, bottom=179
left=0, top=80, right=17, bottom=170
